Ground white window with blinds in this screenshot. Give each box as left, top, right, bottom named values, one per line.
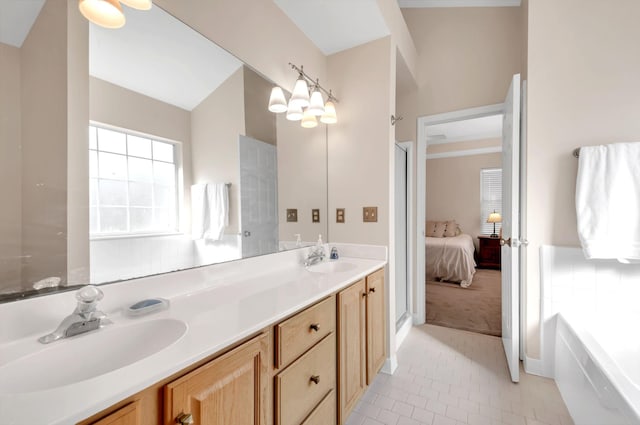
left=89, top=124, right=179, bottom=237
left=480, top=168, right=502, bottom=235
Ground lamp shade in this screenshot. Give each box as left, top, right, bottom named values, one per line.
left=120, top=0, right=152, bottom=10
left=320, top=100, right=337, bottom=124
left=78, top=0, right=126, bottom=28
left=301, top=109, right=318, bottom=128
left=290, top=77, right=310, bottom=108
left=487, top=211, right=502, bottom=223
left=307, top=89, right=325, bottom=116
left=286, top=100, right=303, bottom=121
left=268, top=86, right=287, bottom=113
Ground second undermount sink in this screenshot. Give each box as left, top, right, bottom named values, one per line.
left=0, top=318, right=187, bottom=394
left=306, top=260, right=357, bottom=274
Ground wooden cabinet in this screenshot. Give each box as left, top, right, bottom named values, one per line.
left=365, top=269, right=386, bottom=384
left=337, top=279, right=367, bottom=424
left=274, top=295, right=337, bottom=425
left=164, top=333, right=269, bottom=425
left=337, top=268, right=385, bottom=423
left=477, top=235, right=501, bottom=269
left=91, top=401, right=140, bottom=425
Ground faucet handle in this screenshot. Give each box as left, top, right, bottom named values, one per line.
left=76, top=285, right=104, bottom=304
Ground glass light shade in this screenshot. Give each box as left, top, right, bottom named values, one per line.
left=268, top=86, right=287, bottom=113
left=78, top=0, right=126, bottom=29
left=320, top=100, right=337, bottom=124
left=301, top=109, right=318, bottom=128
left=290, top=78, right=310, bottom=108
left=119, top=0, right=152, bottom=10
left=307, top=89, right=325, bottom=116
left=286, top=100, right=303, bottom=121
left=487, top=211, right=502, bottom=223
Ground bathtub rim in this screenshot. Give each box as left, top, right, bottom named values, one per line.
left=556, top=312, right=640, bottom=423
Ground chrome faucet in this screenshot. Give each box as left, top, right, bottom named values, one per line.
left=304, top=246, right=325, bottom=267
left=38, top=285, right=111, bottom=344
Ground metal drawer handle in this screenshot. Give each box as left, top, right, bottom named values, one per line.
left=369, top=287, right=376, bottom=293
left=176, top=413, right=194, bottom=424
left=362, top=293, right=368, bottom=298
left=310, top=375, right=320, bottom=385
left=309, top=323, right=320, bottom=332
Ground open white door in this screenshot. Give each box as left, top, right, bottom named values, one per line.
left=501, top=74, right=521, bottom=383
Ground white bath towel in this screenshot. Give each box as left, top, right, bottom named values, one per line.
left=576, top=142, right=640, bottom=263
left=191, top=183, right=229, bottom=241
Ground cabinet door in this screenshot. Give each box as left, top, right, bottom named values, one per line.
left=337, top=279, right=366, bottom=424
left=366, top=269, right=386, bottom=385
left=164, top=333, right=269, bottom=425
left=91, top=401, right=140, bottom=425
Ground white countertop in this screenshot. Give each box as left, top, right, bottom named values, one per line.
left=0, top=246, right=386, bottom=425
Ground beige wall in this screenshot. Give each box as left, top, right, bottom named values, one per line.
left=327, top=37, right=394, bottom=246
left=191, top=67, right=245, bottom=235
left=89, top=77, right=193, bottom=232
left=66, top=3, right=89, bottom=285
left=426, top=153, right=502, bottom=251
left=277, top=117, right=327, bottom=244
left=0, top=43, right=23, bottom=292
left=20, top=0, right=68, bottom=288
left=403, top=7, right=522, bottom=116
left=243, top=67, right=276, bottom=146
left=525, top=0, right=640, bottom=358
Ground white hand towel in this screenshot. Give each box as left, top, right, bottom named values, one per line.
left=204, top=183, right=229, bottom=241
left=576, top=142, right=640, bottom=262
left=191, top=183, right=207, bottom=240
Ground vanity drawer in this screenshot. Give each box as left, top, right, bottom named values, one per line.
left=275, top=333, right=336, bottom=425
left=275, top=295, right=335, bottom=368
left=301, top=389, right=336, bottom=425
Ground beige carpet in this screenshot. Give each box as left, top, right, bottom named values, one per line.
left=426, top=269, right=502, bottom=337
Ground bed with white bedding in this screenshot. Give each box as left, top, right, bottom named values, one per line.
left=426, top=233, right=477, bottom=287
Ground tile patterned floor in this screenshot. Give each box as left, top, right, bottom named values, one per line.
left=346, top=324, right=574, bottom=425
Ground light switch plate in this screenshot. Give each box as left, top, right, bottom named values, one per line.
left=312, top=209, right=320, bottom=223
left=363, top=206, right=377, bottom=222
left=336, top=208, right=345, bottom=223
left=286, top=209, right=298, bottom=222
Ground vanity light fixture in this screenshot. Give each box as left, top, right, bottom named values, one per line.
left=78, top=0, right=152, bottom=29
left=268, top=63, right=338, bottom=127
left=301, top=109, right=318, bottom=128
left=120, top=0, right=152, bottom=10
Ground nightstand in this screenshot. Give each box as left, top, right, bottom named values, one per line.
left=477, top=235, right=501, bottom=269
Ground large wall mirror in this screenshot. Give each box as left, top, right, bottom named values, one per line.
left=0, top=1, right=328, bottom=302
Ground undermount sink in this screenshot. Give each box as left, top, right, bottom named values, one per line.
left=306, top=260, right=357, bottom=274
left=0, top=318, right=187, bottom=394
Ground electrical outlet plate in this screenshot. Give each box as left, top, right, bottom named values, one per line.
left=312, top=209, right=320, bottom=223
left=336, top=208, right=345, bottom=223
left=286, top=209, right=298, bottom=222
left=363, top=206, right=377, bottom=222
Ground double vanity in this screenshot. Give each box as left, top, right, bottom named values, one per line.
left=0, top=244, right=387, bottom=425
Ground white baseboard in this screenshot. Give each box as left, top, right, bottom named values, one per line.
left=382, top=356, right=398, bottom=375
left=523, top=356, right=552, bottom=378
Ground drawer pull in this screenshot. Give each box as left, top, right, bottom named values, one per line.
left=369, top=287, right=376, bottom=293
left=309, top=323, right=320, bottom=332
left=362, top=293, right=368, bottom=298
left=310, top=375, right=320, bottom=385
left=176, top=413, right=194, bottom=424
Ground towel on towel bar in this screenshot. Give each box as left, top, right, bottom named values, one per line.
left=191, top=183, right=229, bottom=241
left=576, top=142, right=640, bottom=263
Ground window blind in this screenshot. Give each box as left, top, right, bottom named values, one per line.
left=480, top=168, right=502, bottom=235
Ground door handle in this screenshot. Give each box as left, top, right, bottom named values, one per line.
left=243, top=230, right=251, bottom=237
left=500, top=237, right=529, bottom=248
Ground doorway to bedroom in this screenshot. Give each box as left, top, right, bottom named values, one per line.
left=423, top=109, right=503, bottom=337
